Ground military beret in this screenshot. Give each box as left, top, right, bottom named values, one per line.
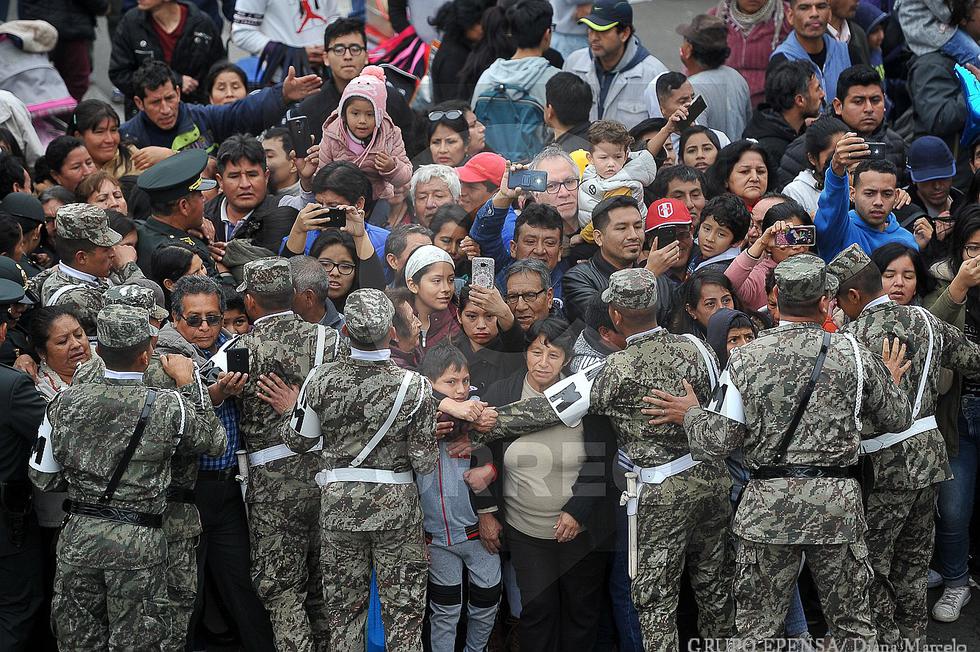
left=601, top=268, right=658, bottom=310
left=826, top=244, right=876, bottom=291
left=0, top=257, right=32, bottom=304
left=1, top=193, right=45, bottom=225
left=137, top=149, right=217, bottom=203
left=236, top=257, right=292, bottom=294
left=104, top=284, right=169, bottom=321
left=55, top=204, right=121, bottom=247
left=345, top=288, right=395, bottom=344
left=774, top=254, right=834, bottom=303
left=97, top=304, right=159, bottom=348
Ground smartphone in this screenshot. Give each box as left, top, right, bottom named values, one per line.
left=653, top=225, right=677, bottom=250
left=317, top=206, right=347, bottom=229
left=286, top=115, right=310, bottom=157
left=472, top=257, right=495, bottom=288
left=508, top=169, right=548, bottom=192
left=774, top=225, right=816, bottom=247
left=675, top=95, right=708, bottom=132
left=865, top=140, right=889, bottom=159
left=226, top=347, right=250, bottom=375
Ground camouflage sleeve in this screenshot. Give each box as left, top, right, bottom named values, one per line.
left=473, top=396, right=561, bottom=444
left=935, top=315, right=980, bottom=380
left=110, top=261, right=146, bottom=284
left=858, top=343, right=913, bottom=435
left=178, top=370, right=227, bottom=458
left=71, top=356, right=105, bottom=384
left=408, top=376, right=438, bottom=475
left=683, top=351, right=747, bottom=460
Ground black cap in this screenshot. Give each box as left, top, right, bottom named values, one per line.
left=1, top=193, right=45, bottom=225
left=0, top=258, right=33, bottom=305
left=579, top=0, right=633, bottom=31
left=137, top=149, right=217, bottom=203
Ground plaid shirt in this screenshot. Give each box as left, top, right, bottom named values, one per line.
left=198, top=332, right=240, bottom=471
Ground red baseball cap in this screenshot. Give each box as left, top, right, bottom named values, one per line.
left=645, top=198, right=692, bottom=232
left=456, top=152, right=507, bottom=185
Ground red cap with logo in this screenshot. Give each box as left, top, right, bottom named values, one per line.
left=456, top=152, right=507, bottom=185
left=645, top=198, right=692, bottom=232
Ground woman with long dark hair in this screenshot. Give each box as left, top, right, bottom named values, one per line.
left=704, top=139, right=772, bottom=209
left=870, top=242, right=934, bottom=306
left=429, top=0, right=491, bottom=103
left=671, top=268, right=743, bottom=338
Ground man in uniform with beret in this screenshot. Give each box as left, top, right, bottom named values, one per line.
left=285, top=288, right=437, bottom=651
left=231, top=257, right=343, bottom=651
left=828, top=244, right=980, bottom=643
left=0, top=257, right=34, bottom=366
left=1, top=193, right=46, bottom=276
left=679, top=254, right=912, bottom=647
left=28, top=304, right=214, bottom=649
left=0, top=277, right=46, bottom=651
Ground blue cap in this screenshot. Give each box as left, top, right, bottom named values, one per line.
left=579, top=0, right=632, bottom=31
left=907, top=136, right=956, bottom=182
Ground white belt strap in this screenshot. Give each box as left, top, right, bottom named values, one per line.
left=313, top=325, right=328, bottom=367
left=861, top=415, right=939, bottom=454
left=350, top=371, right=415, bottom=468
left=46, top=283, right=86, bottom=306
left=634, top=453, right=700, bottom=485
left=248, top=439, right=323, bottom=467
left=315, top=468, right=414, bottom=485
left=910, top=306, right=936, bottom=419
left=682, top=333, right=719, bottom=390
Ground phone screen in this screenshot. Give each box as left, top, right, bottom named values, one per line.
left=675, top=96, right=707, bottom=132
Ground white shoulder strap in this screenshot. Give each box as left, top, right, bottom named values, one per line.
left=314, top=325, right=327, bottom=367
left=45, top=283, right=86, bottom=307
left=290, top=367, right=324, bottom=440
left=681, top=333, right=719, bottom=390
left=707, top=367, right=746, bottom=425
left=350, top=371, right=416, bottom=468
left=844, top=333, right=864, bottom=431
left=910, top=306, right=935, bottom=419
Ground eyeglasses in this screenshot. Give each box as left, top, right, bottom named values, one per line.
left=329, top=44, right=365, bottom=56
left=964, top=244, right=980, bottom=259
left=504, top=288, right=548, bottom=305
left=182, top=314, right=222, bottom=328
left=545, top=178, right=580, bottom=194
left=318, top=259, right=356, bottom=275
left=428, top=110, right=463, bottom=121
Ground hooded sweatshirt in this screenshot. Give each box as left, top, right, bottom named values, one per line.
left=470, top=56, right=560, bottom=115
left=705, top=308, right=753, bottom=368
left=318, top=66, right=413, bottom=202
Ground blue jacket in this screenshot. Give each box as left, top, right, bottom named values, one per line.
left=771, top=32, right=850, bottom=102
left=814, top=166, right=919, bottom=261
left=469, top=199, right=566, bottom=298
left=120, top=85, right=286, bottom=151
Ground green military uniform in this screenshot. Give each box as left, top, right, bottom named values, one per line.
left=0, top=257, right=36, bottom=365
left=233, top=258, right=344, bottom=652
left=28, top=305, right=214, bottom=650
left=1, top=193, right=45, bottom=277
left=285, top=289, right=437, bottom=652
left=828, top=245, right=980, bottom=645
left=586, top=269, right=734, bottom=651
left=682, top=255, right=913, bottom=648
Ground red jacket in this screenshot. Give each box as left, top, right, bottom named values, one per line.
left=709, top=3, right=792, bottom=109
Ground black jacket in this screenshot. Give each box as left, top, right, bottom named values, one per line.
left=561, top=252, right=674, bottom=327
left=454, top=319, right=527, bottom=399
left=845, top=19, right=871, bottom=68
left=109, top=1, right=225, bottom=107
left=203, top=194, right=299, bottom=255
left=742, top=106, right=800, bottom=169
left=429, top=36, right=476, bottom=105
left=19, top=0, right=108, bottom=41
left=551, top=122, right=591, bottom=155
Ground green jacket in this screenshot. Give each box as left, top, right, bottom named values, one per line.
left=926, top=260, right=965, bottom=457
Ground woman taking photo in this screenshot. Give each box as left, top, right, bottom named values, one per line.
left=309, top=227, right=386, bottom=313
left=705, top=140, right=772, bottom=209
left=405, top=244, right=461, bottom=350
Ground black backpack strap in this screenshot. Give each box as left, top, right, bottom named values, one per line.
left=99, top=389, right=158, bottom=504
left=773, top=331, right=832, bottom=464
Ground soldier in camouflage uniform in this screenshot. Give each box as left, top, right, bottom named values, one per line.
left=28, top=305, right=213, bottom=650
left=582, top=268, right=734, bottom=652
left=681, top=255, right=913, bottom=648
left=233, top=257, right=344, bottom=652
left=828, top=244, right=980, bottom=646
left=285, top=288, right=437, bottom=652
left=29, top=204, right=144, bottom=336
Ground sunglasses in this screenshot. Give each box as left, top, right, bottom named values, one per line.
left=182, top=314, right=222, bottom=328
left=428, top=110, right=463, bottom=121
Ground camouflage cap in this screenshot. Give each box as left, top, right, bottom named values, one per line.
left=826, top=244, right=875, bottom=292
left=96, top=304, right=159, bottom=348
left=774, top=254, right=833, bottom=303
left=104, top=284, right=169, bottom=321
left=236, top=257, right=292, bottom=294
left=55, top=203, right=121, bottom=247
left=345, top=288, right=395, bottom=344
left=601, top=268, right=658, bottom=310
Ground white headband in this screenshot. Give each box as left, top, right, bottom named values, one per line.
left=405, top=244, right=454, bottom=283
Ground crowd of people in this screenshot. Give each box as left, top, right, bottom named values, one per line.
left=2, top=0, right=980, bottom=649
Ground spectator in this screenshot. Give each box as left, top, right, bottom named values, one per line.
left=76, top=171, right=129, bottom=215
left=504, top=258, right=562, bottom=330
left=222, top=290, right=251, bottom=333
left=2, top=193, right=47, bottom=276
left=230, top=0, right=339, bottom=69
left=428, top=0, right=492, bottom=104
left=404, top=244, right=462, bottom=349
left=708, top=0, right=792, bottom=107
left=384, top=224, right=433, bottom=285
left=39, top=186, right=75, bottom=247
left=109, top=0, right=224, bottom=112
left=0, top=215, right=23, bottom=263
left=689, top=193, right=752, bottom=272
left=704, top=307, right=757, bottom=369
left=781, top=115, right=847, bottom=215
left=309, top=225, right=386, bottom=313
left=0, top=153, right=32, bottom=197
left=44, top=136, right=97, bottom=194
left=827, top=0, right=871, bottom=65
left=679, top=126, right=721, bottom=174
left=150, top=244, right=209, bottom=310
left=895, top=136, right=961, bottom=266
left=429, top=204, right=472, bottom=271
left=779, top=64, right=906, bottom=186
left=869, top=242, right=934, bottom=306
left=742, top=60, right=824, bottom=166
left=564, top=0, right=669, bottom=128
left=770, top=0, right=851, bottom=101
left=645, top=72, right=731, bottom=154
left=544, top=72, right=594, bottom=154
left=288, top=255, right=344, bottom=328
left=677, top=14, right=753, bottom=141
left=412, top=165, right=461, bottom=228
left=424, top=105, right=471, bottom=167
left=744, top=192, right=787, bottom=246
left=120, top=61, right=320, bottom=151
left=388, top=0, right=443, bottom=43
left=644, top=198, right=696, bottom=288
left=456, top=152, right=506, bottom=217
left=705, top=140, right=772, bottom=209
left=262, top=127, right=302, bottom=200
left=650, top=165, right=708, bottom=228
left=853, top=3, right=888, bottom=78
left=670, top=268, right=741, bottom=337
left=455, top=283, right=525, bottom=395
left=205, top=62, right=249, bottom=105
left=67, top=100, right=140, bottom=179
left=550, top=0, right=591, bottom=58
left=386, top=287, right=423, bottom=368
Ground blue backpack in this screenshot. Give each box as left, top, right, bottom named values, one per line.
left=473, top=83, right=546, bottom=163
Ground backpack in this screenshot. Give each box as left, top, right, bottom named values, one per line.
left=473, top=83, right=546, bottom=163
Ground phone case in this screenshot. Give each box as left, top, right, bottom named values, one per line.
left=472, top=258, right=495, bottom=288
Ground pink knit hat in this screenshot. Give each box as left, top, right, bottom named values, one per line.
left=340, top=65, right=388, bottom=124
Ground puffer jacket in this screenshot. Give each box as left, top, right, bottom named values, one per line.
left=19, top=0, right=108, bottom=41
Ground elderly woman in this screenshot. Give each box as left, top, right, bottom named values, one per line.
left=75, top=170, right=129, bottom=215
left=411, top=164, right=461, bottom=228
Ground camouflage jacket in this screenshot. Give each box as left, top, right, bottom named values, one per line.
left=29, top=372, right=202, bottom=570
left=235, top=311, right=344, bottom=503
left=32, top=262, right=145, bottom=336
left=683, top=322, right=913, bottom=545
left=844, top=298, right=980, bottom=490
left=284, top=353, right=437, bottom=531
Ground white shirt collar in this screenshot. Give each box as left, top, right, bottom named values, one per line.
left=220, top=198, right=254, bottom=239
left=862, top=294, right=893, bottom=314
left=350, top=347, right=391, bottom=361
left=58, top=261, right=99, bottom=284
left=827, top=21, right=850, bottom=43
left=253, top=310, right=294, bottom=326
left=626, top=325, right=664, bottom=345
left=103, top=369, right=144, bottom=380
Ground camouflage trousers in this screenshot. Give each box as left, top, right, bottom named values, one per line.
left=249, top=497, right=327, bottom=652
left=164, top=536, right=197, bottom=652
left=865, top=485, right=936, bottom=646
left=51, top=558, right=169, bottom=651
left=734, top=538, right=875, bottom=650
left=320, top=523, right=428, bottom=652
left=634, top=483, right=734, bottom=652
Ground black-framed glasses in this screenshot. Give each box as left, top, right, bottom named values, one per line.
left=545, top=178, right=580, bottom=194
left=182, top=314, right=222, bottom=328
left=504, top=288, right=548, bottom=305
left=329, top=44, right=365, bottom=56
left=318, top=259, right=356, bottom=275
left=964, top=244, right=980, bottom=259
left=428, top=110, right=464, bottom=121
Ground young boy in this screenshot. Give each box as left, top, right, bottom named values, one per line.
left=689, top=193, right=751, bottom=273
left=578, top=120, right=659, bottom=228
left=416, top=344, right=501, bottom=652
left=222, top=291, right=250, bottom=334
